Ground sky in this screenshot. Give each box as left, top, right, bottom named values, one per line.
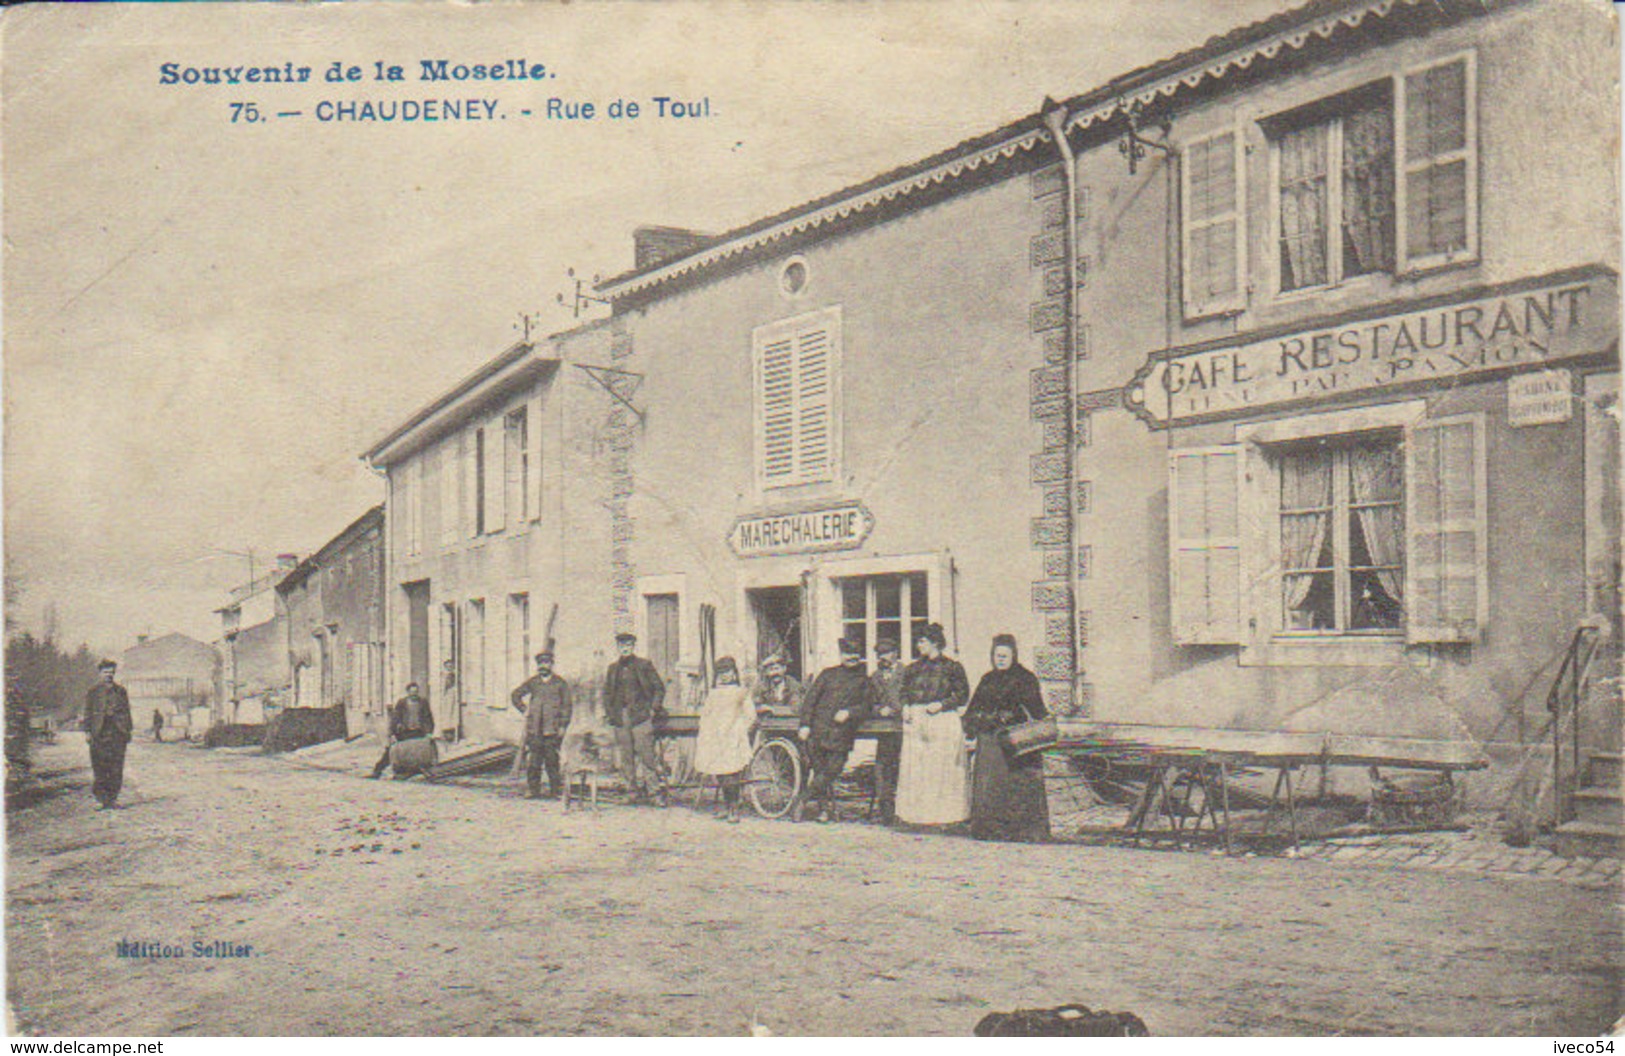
left=2, top=0, right=1298, bottom=653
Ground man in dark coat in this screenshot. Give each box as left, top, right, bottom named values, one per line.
left=868, top=638, right=905, bottom=824
left=84, top=659, right=133, bottom=809
left=511, top=650, right=572, bottom=799
left=369, top=682, right=436, bottom=779
left=602, top=631, right=668, bottom=804
left=797, top=637, right=878, bottom=823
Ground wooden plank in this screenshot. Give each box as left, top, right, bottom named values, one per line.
left=1054, top=720, right=1488, bottom=770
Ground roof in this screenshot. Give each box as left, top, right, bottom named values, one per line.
left=597, top=0, right=1486, bottom=302
left=276, top=505, right=384, bottom=593
left=362, top=340, right=536, bottom=465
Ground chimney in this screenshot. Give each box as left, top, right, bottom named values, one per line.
left=276, top=553, right=299, bottom=570
left=136, top=634, right=149, bottom=645
left=633, top=225, right=712, bottom=270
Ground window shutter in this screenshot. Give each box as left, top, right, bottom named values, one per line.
left=1405, top=413, right=1487, bottom=643
left=757, top=333, right=796, bottom=486
left=503, top=411, right=524, bottom=531
left=754, top=307, right=842, bottom=489
left=465, top=429, right=481, bottom=539
left=1181, top=129, right=1246, bottom=318
left=1169, top=445, right=1243, bottom=644
left=1396, top=54, right=1475, bottom=271
left=528, top=395, right=545, bottom=522
left=483, top=415, right=506, bottom=532
left=439, top=438, right=460, bottom=547
left=488, top=600, right=506, bottom=709
left=795, top=324, right=833, bottom=481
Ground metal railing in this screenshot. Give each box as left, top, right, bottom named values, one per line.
left=1547, top=620, right=1608, bottom=822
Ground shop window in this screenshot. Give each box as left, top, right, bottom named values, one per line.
left=1169, top=411, right=1486, bottom=654
left=839, top=572, right=928, bottom=659
left=752, top=307, right=842, bottom=490
left=1181, top=129, right=1246, bottom=318
left=1276, top=434, right=1404, bottom=634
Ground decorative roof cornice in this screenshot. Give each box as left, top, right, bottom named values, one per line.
left=598, top=0, right=1464, bottom=304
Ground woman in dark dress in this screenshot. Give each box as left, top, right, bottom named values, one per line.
left=962, top=634, right=1050, bottom=842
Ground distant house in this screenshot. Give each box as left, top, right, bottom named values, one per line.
left=119, top=632, right=220, bottom=740
left=214, top=557, right=297, bottom=726
left=275, top=505, right=386, bottom=739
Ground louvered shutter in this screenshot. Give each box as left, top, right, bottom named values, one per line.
left=1169, top=446, right=1242, bottom=644
left=483, top=415, right=506, bottom=532
left=1182, top=129, right=1246, bottom=318
left=466, top=429, right=481, bottom=539
left=1397, top=55, right=1475, bottom=271
left=529, top=395, right=545, bottom=522
left=1405, top=414, right=1486, bottom=643
left=795, top=324, right=834, bottom=481
left=758, top=333, right=796, bottom=486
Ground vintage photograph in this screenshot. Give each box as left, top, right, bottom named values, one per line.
left=3, top=0, right=1620, bottom=1038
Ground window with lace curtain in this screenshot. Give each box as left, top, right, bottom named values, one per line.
left=1276, top=433, right=1404, bottom=634
left=1260, top=54, right=1476, bottom=297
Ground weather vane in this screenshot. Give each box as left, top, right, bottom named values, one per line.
left=556, top=267, right=612, bottom=319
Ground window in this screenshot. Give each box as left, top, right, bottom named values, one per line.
left=1169, top=410, right=1486, bottom=653
left=839, top=572, right=928, bottom=659
left=1181, top=129, right=1246, bottom=317
left=1271, top=82, right=1395, bottom=292
left=1276, top=433, right=1404, bottom=634
left=504, top=408, right=528, bottom=529
left=506, top=593, right=529, bottom=695
left=753, top=307, right=842, bottom=490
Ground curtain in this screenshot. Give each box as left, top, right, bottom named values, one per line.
left=1341, top=104, right=1394, bottom=276
left=1349, top=445, right=1404, bottom=603
left=1280, top=449, right=1333, bottom=611
left=1278, top=124, right=1329, bottom=289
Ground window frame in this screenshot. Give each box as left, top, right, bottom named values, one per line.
left=751, top=306, right=843, bottom=494
left=1233, top=400, right=1427, bottom=667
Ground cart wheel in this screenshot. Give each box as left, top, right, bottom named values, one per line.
left=746, top=738, right=802, bottom=819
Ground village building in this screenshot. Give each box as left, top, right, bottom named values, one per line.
left=119, top=632, right=219, bottom=741
left=274, top=505, right=387, bottom=744
left=579, top=0, right=1618, bottom=829
left=363, top=334, right=624, bottom=744
left=213, top=555, right=298, bottom=728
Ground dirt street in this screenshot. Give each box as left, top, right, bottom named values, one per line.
left=7, top=740, right=1622, bottom=1037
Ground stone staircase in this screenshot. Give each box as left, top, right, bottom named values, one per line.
left=1557, top=750, right=1624, bottom=858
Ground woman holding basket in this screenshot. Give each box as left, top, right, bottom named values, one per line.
left=962, top=633, right=1051, bottom=842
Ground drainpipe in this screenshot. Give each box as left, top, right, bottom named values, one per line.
left=1040, top=100, right=1084, bottom=713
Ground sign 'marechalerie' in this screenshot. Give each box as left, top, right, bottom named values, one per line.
left=728, top=502, right=874, bottom=557
left=1128, top=269, right=1618, bottom=426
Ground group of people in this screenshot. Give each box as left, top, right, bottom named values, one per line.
left=691, top=623, right=1052, bottom=841
left=79, top=623, right=1047, bottom=841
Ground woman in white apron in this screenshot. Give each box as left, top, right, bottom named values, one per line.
left=895, top=622, right=972, bottom=826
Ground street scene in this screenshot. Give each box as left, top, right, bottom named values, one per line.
left=5, top=0, right=1623, bottom=1039
left=7, top=739, right=1620, bottom=1037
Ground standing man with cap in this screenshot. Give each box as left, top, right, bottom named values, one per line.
left=750, top=652, right=802, bottom=721
left=868, top=638, right=906, bottom=824
left=602, top=631, right=668, bottom=805
left=511, top=650, right=572, bottom=799
left=84, top=659, right=133, bottom=809
left=797, top=637, right=879, bottom=823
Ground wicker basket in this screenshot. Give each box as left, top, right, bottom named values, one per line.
left=1001, top=716, right=1059, bottom=756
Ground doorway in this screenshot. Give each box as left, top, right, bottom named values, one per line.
left=403, top=580, right=431, bottom=699
left=747, top=586, right=804, bottom=683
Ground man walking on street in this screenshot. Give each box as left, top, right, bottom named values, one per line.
left=370, top=682, right=436, bottom=779
left=511, top=650, right=572, bottom=799
left=603, top=631, right=668, bottom=805
left=85, top=659, right=133, bottom=810
left=798, top=637, right=878, bottom=823
left=151, top=708, right=165, bottom=744
left=869, top=637, right=905, bottom=824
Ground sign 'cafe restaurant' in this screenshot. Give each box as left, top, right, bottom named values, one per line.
left=1098, top=266, right=1619, bottom=784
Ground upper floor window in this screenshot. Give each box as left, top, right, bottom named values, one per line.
left=1180, top=52, right=1477, bottom=316
left=752, top=306, right=842, bottom=490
